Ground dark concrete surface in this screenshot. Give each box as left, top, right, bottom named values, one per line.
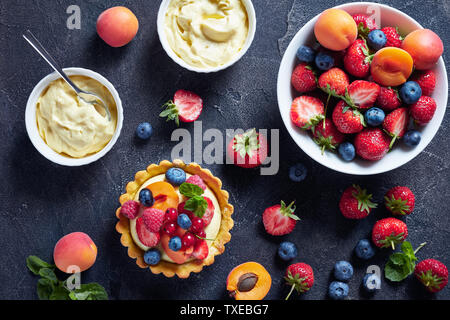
left=0, top=0, right=449, bottom=300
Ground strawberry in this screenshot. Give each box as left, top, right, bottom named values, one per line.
left=339, top=185, right=377, bottom=219
left=381, top=27, right=403, bottom=48
left=160, top=89, right=203, bottom=125
left=312, top=118, right=345, bottom=154
left=376, top=87, right=401, bottom=111
left=410, top=96, right=437, bottom=125
left=318, top=68, right=350, bottom=97
left=227, top=128, right=268, bottom=168
left=262, top=201, right=299, bottom=236
left=372, top=217, right=408, bottom=249
left=343, top=39, right=372, bottom=78
left=384, top=186, right=415, bottom=216
left=285, top=263, right=314, bottom=300
left=347, top=80, right=380, bottom=109
left=291, top=62, right=317, bottom=93
left=141, top=208, right=165, bottom=232
left=412, top=70, right=436, bottom=96
left=415, top=259, right=448, bottom=293
left=120, top=200, right=140, bottom=219
left=352, top=14, right=378, bottom=38
left=332, top=100, right=364, bottom=134
left=136, top=217, right=161, bottom=247
left=191, top=239, right=209, bottom=260
left=290, top=96, right=325, bottom=129
left=186, top=175, right=206, bottom=190
left=202, top=197, right=215, bottom=227
left=354, top=128, right=390, bottom=161
left=382, top=107, right=409, bottom=148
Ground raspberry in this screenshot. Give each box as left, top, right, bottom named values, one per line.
left=186, top=175, right=207, bottom=190
left=120, top=200, right=140, bottom=219
left=141, top=208, right=165, bottom=232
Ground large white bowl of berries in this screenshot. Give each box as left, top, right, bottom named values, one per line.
left=277, top=2, right=447, bottom=175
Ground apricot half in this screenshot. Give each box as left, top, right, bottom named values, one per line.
left=227, top=262, right=272, bottom=300
left=371, top=47, right=413, bottom=86
left=314, top=9, right=357, bottom=51
left=146, top=181, right=179, bottom=212
left=402, top=29, right=444, bottom=70
left=53, top=232, right=97, bottom=273
left=96, top=6, right=139, bottom=47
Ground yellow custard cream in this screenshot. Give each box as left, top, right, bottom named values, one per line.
left=165, top=0, right=249, bottom=68
left=36, top=76, right=117, bottom=158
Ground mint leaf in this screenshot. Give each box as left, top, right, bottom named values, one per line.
left=37, top=278, right=54, bottom=300
left=69, top=283, right=108, bottom=300
left=39, top=268, right=58, bottom=284
left=26, top=256, right=54, bottom=275
left=384, top=241, right=426, bottom=282
left=179, top=182, right=204, bottom=198
left=49, top=285, right=70, bottom=300
left=184, top=196, right=208, bottom=218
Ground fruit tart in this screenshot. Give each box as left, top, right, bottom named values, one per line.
left=115, top=159, right=234, bottom=278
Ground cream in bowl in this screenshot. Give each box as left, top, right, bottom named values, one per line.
left=36, top=76, right=117, bottom=158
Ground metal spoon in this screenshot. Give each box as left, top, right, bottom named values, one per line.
left=23, top=30, right=111, bottom=121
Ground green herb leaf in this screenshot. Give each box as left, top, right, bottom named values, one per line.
left=179, top=182, right=204, bottom=198
left=384, top=241, right=426, bottom=282
left=37, top=278, right=54, bottom=300
left=26, top=255, right=54, bottom=275
left=69, top=283, right=108, bottom=300
left=49, top=285, right=71, bottom=300
left=184, top=196, right=208, bottom=218
left=38, top=268, right=58, bottom=284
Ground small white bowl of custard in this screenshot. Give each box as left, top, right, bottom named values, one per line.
left=25, top=67, right=123, bottom=166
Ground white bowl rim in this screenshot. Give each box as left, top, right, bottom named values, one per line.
left=156, top=0, right=257, bottom=73
left=277, top=1, right=448, bottom=175
left=25, top=67, right=124, bottom=167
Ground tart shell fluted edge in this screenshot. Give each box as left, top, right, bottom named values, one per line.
left=115, top=159, right=234, bottom=278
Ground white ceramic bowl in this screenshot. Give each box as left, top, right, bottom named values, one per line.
left=277, top=2, right=448, bottom=175
left=25, top=67, right=123, bottom=166
left=157, top=0, right=256, bottom=73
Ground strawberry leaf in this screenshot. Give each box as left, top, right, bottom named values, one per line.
left=159, top=100, right=180, bottom=126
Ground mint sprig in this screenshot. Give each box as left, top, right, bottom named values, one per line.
left=179, top=182, right=208, bottom=218
left=26, top=255, right=108, bottom=300
left=385, top=241, right=426, bottom=282
left=179, top=182, right=204, bottom=198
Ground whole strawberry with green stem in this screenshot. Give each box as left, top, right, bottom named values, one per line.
left=384, top=186, right=415, bottom=216
left=376, top=86, right=401, bottom=111
left=312, top=119, right=345, bottom=154
left=372, top=217, right=408, bottom=250
left=339, top=185, right=377, bottom=219
left=318, top=67, right=350, bottom=117
left=332, top=100, right=365, bottom=134
left=381, top=27, right=403, bottom=48
left=343, top=39, right=373, bottom=78
left=291, top=62, right=317, bottom=93
left=415, top=259, right=448, bottom=292
left=285, top=263, right=314, bottom=300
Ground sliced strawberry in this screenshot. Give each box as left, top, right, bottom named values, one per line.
left=202, top=197, right=215, bottom=227
left=136, top=217, right=160, bottom=247
left=191, top=239, right=209, bottom=260
left=262, top=201, right=299, bottom=236
left=227, top=129, right=268, bottom=168
left=347, top=80, right=380, bottom=109
left=159, top=89, right=203, bottom=125
left=382, top=107, right=409, bottom=148
left=290, top=96, right=324, bottom=130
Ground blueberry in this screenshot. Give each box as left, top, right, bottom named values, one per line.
left=278, top=241, right=298, bottom=261
left=168, top=236, right=182, bottom=251
left=363, top=273, right=381, bottom=292
left=334, top=261, right=354, bottom=281
left=403, top=130, right=421, bottom=147
left=315, top=52, right=334, bottom=71
left=367, top=30, right=387, bottom=50
left=289, top=163, right=308, bottom=182
left=143, top=248, right=161, bottom=265
left=400, top=81, right=422, bottom=104
left=177, top=213, right=192, bottom=230
left=338, top=142, right=356, bottom=162
left=139, top=189, right=154, bottom=207
left=355, top=239, right=375, bottom=260
left=328, top=281, right=349, bottom=300
left=135, top=122, right=153, bottom=140
left=296, top=45, right=316, bottom=63
left=165, top=168, right=186, bottom=185
left=365, top=107, right=385, bottom=127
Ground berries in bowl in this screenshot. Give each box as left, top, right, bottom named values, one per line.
left=277, top=2, right=447, bottom=175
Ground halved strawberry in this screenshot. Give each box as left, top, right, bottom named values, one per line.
left=227, top=129, right=268, bottom=168
left=382, top=107, right=409, bottom=148
left=191, top=239, right=209, bottom=260
left=347, top=80, right=380, bottom=109
left=136, top=217, right=160, bottom=247
left=290, top=96, right=324, bottom=130
left=160, top=89, right=203, bottom=125
left=202, top=197, right=215, bottom=227
left=262, top=201, right=299, bottom=236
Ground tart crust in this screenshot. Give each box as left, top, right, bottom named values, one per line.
left=115, top=159, right=234, bottom=278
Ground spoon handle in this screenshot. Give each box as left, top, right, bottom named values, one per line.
left=23, top=30, right=81, bottom=94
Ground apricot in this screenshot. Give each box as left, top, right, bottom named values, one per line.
left=227, top=262, right=272, bottom=300
left=146, top=181, right=179, bottom=212
left=371, top=47, right=413, bottom=86
left=96, top=6, right=139, bottom=47
left=402, top=29, right=444, bottom=70
left=53, top=232, right=97, bottom=273
left=314, top=9, right=357, bottom=51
